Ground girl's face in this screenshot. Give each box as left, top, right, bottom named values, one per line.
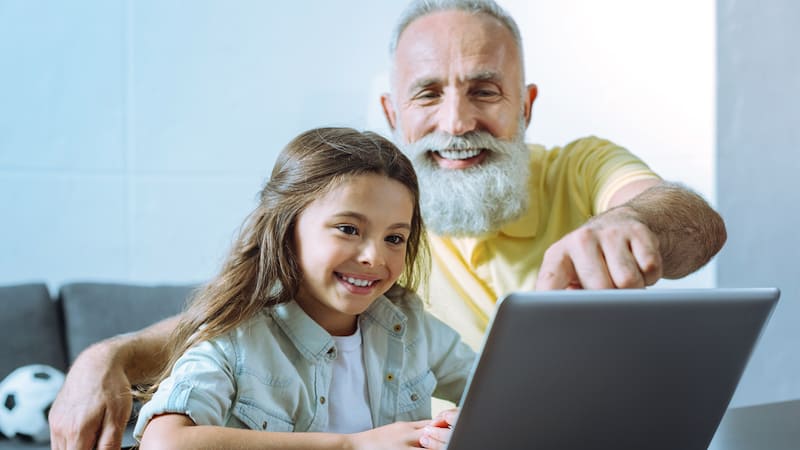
left=293, top=173, right=414, bottom=336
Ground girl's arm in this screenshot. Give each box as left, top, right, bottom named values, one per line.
left=140, top=413, right=430, bottom=450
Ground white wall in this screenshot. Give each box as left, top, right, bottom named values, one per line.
left=0, top=2, right=714, bottom=288
left=717, top=0, right=800, bottom=407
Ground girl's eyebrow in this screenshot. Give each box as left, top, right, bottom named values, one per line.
left=334, top=211, right=411, bottom=231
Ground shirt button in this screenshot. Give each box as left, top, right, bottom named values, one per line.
left=320, top=396, right=326, bottom=404
left=393, top=323, right=403, bottom=333
left=410, top=393, right=419, bottom=402
left=261, top=420, right=268, bottom=430
left=386, top=373, right=394, bottom=382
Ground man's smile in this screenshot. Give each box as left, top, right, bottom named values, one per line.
left=430, top=148, right=488, bottom=169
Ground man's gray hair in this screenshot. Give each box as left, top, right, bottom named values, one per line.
left=389, top=0, right=524, bottom=59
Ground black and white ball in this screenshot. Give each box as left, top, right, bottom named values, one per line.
left=0, top=364, right=65, bottom=443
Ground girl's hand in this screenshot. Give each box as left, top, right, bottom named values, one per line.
left=349, top=420, right=429, bottom=449
left=420, top=408, right=459, bottom=449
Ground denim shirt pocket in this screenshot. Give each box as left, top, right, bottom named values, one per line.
left=397, top=369, right=437, bottom=418
left=232, top=399, right=295, bottom=432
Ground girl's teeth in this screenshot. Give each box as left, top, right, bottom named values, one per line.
left=344, top=276, right=373, bottom=287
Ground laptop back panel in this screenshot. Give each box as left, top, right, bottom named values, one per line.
left=447, top=288, right=779, bottom=450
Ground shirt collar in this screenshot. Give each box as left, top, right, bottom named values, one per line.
left=271, top=300, right=335, bottom=362
left=269, top=293, right=408, bottom=362
left=361, top=286, right=409, bottom=337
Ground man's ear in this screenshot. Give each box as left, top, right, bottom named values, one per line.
left=523, top=83, right=538, bottom=127
left=380, top=93, right=397, bottom=130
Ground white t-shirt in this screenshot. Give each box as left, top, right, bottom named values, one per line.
left=325, top=325, right=374, bottom=433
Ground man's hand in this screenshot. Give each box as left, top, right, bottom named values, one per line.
left=536, top=206, right=663, bottom=290
left=49, top=343, right=133, bottom=450
left=537, top=180, right=727, bottom=290
left=348, top=420, right=429, bottom=449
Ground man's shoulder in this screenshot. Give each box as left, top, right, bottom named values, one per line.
left=527, top=135, right=619, bottom=154
left=527, top=136, right=632, bottom=167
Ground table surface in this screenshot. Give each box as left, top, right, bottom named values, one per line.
left=708, top=399, right=800, bottom=450
left=117, top=399, right=800, bottom=450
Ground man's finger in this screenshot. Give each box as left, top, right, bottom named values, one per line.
left=601, top=238, right=646, bottom=288
left=566, top=231, right=615, bottom=289
left=536, top=246, right=578, bottom=290
left=629, top=237, right=662, bottom=286
left=52, top=410, right=103, bottom=450
left=94, top=410, right=124, bottom=450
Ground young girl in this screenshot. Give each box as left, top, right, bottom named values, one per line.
left=134, top=127, right=474, bottom=449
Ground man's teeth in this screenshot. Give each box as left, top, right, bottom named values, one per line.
left=343, top=276, right=375, bottom=287
left=437, top=148, right=481, bottom=160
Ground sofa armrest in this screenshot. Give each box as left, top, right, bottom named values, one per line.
left=0, top=282, right=67, bottom=380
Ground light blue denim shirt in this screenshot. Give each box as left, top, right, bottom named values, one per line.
left=134, top=285, right=476, bottom=439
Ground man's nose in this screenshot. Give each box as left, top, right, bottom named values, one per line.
left=437, top=92, right=476, bottom=136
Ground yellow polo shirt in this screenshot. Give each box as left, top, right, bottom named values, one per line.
left=424, top=136, right=660, bottom=349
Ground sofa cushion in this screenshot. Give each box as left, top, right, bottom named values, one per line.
left=59, top=282, right=195, bottom=363
left=0, top=283, right=67, bottom=380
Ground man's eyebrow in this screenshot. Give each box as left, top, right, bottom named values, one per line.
left=407, top=77, right=441, bottom=95
left=407, top=71, right=503, bottom=95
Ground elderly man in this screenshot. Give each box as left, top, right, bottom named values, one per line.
left=49, top=0, right=725, bottom=448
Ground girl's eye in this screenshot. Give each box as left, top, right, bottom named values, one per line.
left=337, top=225, right=358, bottom=235
left=385, top=234, right=406, bottom=245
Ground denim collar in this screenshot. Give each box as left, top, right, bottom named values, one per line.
left=269, top=291, right=409, bottom=363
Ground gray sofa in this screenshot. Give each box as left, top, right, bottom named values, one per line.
left=0, top=282, right=194, bottom=449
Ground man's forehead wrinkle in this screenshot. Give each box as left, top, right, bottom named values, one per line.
left=394, top=13, right=516, bottom=89
left=468, top=70, right=503, bottom=82
left=397, top=32, right=509, bottom=86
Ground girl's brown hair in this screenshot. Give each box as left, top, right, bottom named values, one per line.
left=140, top=127, right=428, bottom=398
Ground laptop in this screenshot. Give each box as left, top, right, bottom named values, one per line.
left=446, top=288, right=780, bottom=450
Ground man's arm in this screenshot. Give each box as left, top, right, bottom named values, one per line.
left=49, top=314, right=180, bottom=450
left=536, top=180, right=727, bottom=290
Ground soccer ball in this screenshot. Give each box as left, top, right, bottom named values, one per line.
left=0, top=364, right=65, bottom=443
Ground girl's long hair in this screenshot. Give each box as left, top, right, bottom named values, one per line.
left=138, top=127, right=428, bottom=400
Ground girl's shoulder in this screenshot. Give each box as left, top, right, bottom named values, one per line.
left=209, top=308, right=280, bottom=347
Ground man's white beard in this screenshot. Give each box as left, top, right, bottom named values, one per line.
left=395, top=125, right=531, bottom=237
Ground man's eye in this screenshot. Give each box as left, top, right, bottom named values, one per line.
left=337, top=225, right=359, bottom=235
left=414, top=89, right=440, bottom=100
left=472, top=89, right=500, bottom=98
left=385, top=234, right=406, bottom=245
